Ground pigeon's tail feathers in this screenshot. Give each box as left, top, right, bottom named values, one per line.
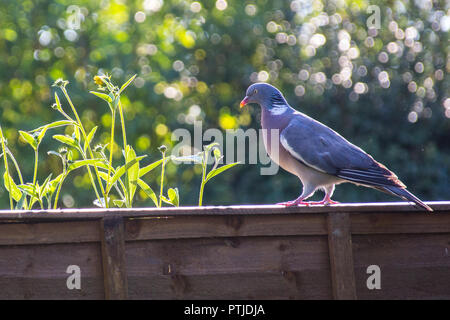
left=337, top=161, right=406, bottom=188
left=382, top=185, right=433, bottom=212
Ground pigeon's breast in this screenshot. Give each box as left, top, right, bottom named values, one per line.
left=260, top=108, right=297, bottom=175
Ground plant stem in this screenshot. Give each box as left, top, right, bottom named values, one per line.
left=60, top=87, right=106, bottom=206
left=117, top=100, right=130, bottom=207
left=198, top=181, right=205, bottom=207
left=6, top=147, right=27, bottom=209
left=198, top=151, right=208, bottom=206
left=53, top=176, right=65, bottom=209
left=32, top=148, right=38, bottom=187
left=0, top=125, right=13, bottom=210
left=159, top=151, right=166, bottom=208
left=7, top=148, right=24, bottom=184
left=106, top=107, right=115, bottom=195
left=54, top=160, right=67, bottom=209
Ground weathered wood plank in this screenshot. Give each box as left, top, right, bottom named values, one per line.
left=100, top=216, right=128, bottom=300
left=0, top=221, right=100, bottom=246
left=352, top=233, right=450, bottom=299
left=127, top=272, right=332, bottom=300
left=125, top=214, right=328, bottom=241
left=0, top=209, right=448, bottom=247
left=350, top=212, right=450, bottom=235
left=125, top=235, right=332, bottom=299
left=0, top=242, right=103, bottom=299
left=125, top=236, right=330, bottom=275
left=0, top=201, right=447, bottom=221
left=327, top=212, right=357, bottom=300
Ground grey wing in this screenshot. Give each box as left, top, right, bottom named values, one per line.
left=280, top=115, right=405, bottom=188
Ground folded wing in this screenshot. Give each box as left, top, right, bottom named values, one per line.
left=279, top=114, right=405, bottom=189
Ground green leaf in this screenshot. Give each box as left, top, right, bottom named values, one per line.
left=113, top=199, right=125, bottom=208
left=84, top=126, right=98, bottom=153
left=17, top=183, right=39, bottom=198
left=138, top=158, right=168, bottom=177
left=160, top=188, right=179, bottom=207
left=118, top=74, right=137, bottom=95
left=48, top=174, right=64, bottom=195
left=72, top=125, right=80, bottom=143
left=90, top=91, right=113, bottom=103
left=54, top=92, right=61, bottom=110
left=126, top=146, right=139, bottom=203
left=167, top=187, right=179, bottom=207
left=205, top=162, right=240, bottom=183
left=98, top=171, right=112, bottom=182
left=39, top=173, right=52, bottom=198
left=67, top=159, right=109, bottom=172
left=31, top=120, right=77, bottom=133
left=53, top=134, right=79, bottom=149
left=137, top=179, right=158, bottom=207
left=3, top=172, right=22, bottom=201
left=19, top=130, right=37, bottom=150
left=35, top=126, right=48, bottom=146
left=15, top=192, right=27, bottom=210
left=106, top=155, right=146, bottom=193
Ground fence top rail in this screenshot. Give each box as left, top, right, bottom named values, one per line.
left=0, top=201, right=448, bottom=222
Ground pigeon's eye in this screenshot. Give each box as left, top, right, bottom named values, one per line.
left=253, top=89, right=258, bottom=95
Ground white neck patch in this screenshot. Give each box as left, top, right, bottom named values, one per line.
left=270, top=104, right=288, bottom=115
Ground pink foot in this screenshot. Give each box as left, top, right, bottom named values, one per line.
left=277, top=198, right=310, bottom=207
left=308, top=199, right=340, bottom=206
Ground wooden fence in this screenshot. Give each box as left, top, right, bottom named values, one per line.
left=0, top=201, right=449, bottom=299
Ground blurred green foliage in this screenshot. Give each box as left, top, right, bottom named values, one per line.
left=0, top=0, right=449, bottom=208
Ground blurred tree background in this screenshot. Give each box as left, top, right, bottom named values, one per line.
left=0, top=0, right=449, bottom=208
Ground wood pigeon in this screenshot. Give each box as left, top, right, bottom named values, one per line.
left=240, top=83, right=432, bottom=212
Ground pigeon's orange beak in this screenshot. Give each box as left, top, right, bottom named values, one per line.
left=240, top=96, right=249, bottom=108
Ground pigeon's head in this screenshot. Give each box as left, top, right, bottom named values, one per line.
left=240, top=83, right=287, bottom=109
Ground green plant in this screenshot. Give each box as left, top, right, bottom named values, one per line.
left=0, top=74, right=240, bottom=210
left=175, top=143, right=240, bottom=206
left=156, top=145, right=179, bottom=207
left=89, top=74, right=169, bottom=208
left=0, top=125, right=14, bottom=210
left=52, top=78, right=107, bottom=206
left=0, top=75, right=167, bottom=210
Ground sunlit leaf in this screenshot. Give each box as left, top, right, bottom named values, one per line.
left=205, top=162, right=240, bottom=183
left=3, top=172, right=22, bottom=201
left=167, top=187, right=179, bottom=206
left=137, top=178, right=158, bottom=207
left=19, top=130, right=37, bottom=150
left=118, top=74, right=137, bottom=95
left=113, top=199, right=125, bottom=208
left=125, top=145, right=139, bottom=203
left=15, top=192, right=27, bottom=210
left=39, top=173, right=53, bottom=198
left=138, top=158, right=169, bottom=177
left=106, top=155, right=146, bottom=193
left=30, top=120, right=77, bottom=133
left=67, top=159, right=109, bottom=172
left=90, top=91, right=112, bottom=103
left=84, top=126, right=98, bottom=153
left=36, top=126, right=48, bottom=146
left=53, top=134, right=79, bottom=149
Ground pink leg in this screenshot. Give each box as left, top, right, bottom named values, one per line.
left=308, top=194, right=340, bottom=206
left=277, top=196, right=310, bottom=207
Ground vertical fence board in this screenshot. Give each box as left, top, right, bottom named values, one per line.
left=100, top=216, right=128, bottom=299
left=327, top=212, right=357, bottom=300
